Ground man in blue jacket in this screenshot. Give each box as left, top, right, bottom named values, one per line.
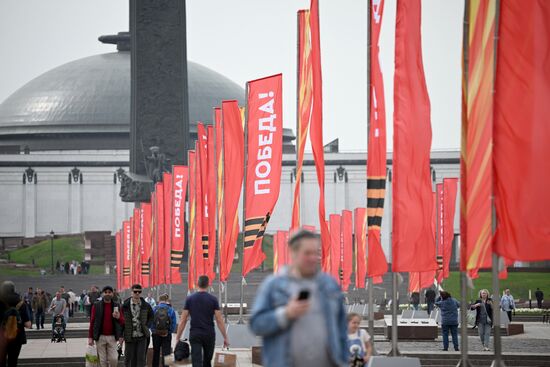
left=151, top=293, right=177, bottom=367
left=250, top=229, right=348, bottom=367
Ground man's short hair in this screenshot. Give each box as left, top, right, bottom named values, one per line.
left=159, top=293, right=169, bottom=302
left=131, top=284, right=142, bottom=290
left=197, top=275, right=209, bottom=289
left=288, top=229, right=319, bottom=250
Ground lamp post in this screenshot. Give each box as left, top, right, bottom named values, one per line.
left=50, top=230, right=55, bottom=274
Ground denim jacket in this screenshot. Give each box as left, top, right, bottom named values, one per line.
left=249, top=268, right=348, bottom=367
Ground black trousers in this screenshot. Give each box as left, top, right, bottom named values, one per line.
left=0, top=342, right=23, bottom=367
left=506, top=310, right=513, bottom=322
left=152, top=334, right=172, bottom=367
left=189, top=334, right=215, bottom=367
left=35, top=309, right=45, bottom=329
left=125, top=338, right=148, bottom=367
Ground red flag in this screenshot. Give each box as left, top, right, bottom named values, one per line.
left=215, top=108, right=225, bottom=281
left=150, top=190, right=158, bottom=287
left=341, top=210, right=353, bottom=291
left=392, top=0, right=436, bottom=272
left=122, top=220, right=131, bottom=290
left=308, top=0, right=331, bottom=272
left=188, top=150, right=197, bottom=291
left=409, top=271, right=435, bottom=293
left=141, top=203, right=152, bottom=288
left=493, top=1, right=550, bottom=261
left=460, top=0, right=495, bottom=273
left=170, top=166, right=188, bottom=284
left=442, top=178, right=457, bottom=279
left=195, top=129, right=209, bottom=277
left=132, top=209, right=141, bottom=285
left=163, top=173, right=173, bottom=285
left=155, top=183, right=165, bottom=285
left=207, top=126, right=217, bottom=281
left=435, top=185, right=444, bottom=283
left=329, top=214, right=341, bottom=282
left=115, top=230, right=122, bottom=290
left=354, top=208, right=367, bottom=288
left=242, top=74, right=283, bottom=277
left=291, top=9, right=314, bottom=230
left=273, top=231, right=289, bottom=274
left=367, top=0, right=388, bottom=282
left=221, top=100, right=244, bottom=281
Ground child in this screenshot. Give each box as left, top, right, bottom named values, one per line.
left=347, top=313, right=372, bottom=366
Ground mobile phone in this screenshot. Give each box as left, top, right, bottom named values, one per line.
left=297, top=290, right=310, bottom=300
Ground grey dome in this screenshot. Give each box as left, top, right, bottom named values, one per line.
left=0, top=51, right=245, bottom=151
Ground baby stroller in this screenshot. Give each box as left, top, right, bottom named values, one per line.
left=51, top=315, right=66, bottom=343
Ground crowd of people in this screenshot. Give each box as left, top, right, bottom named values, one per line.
left=55, top=259, right=90, bottom=275
left=0, top=229, right=546, bottom=367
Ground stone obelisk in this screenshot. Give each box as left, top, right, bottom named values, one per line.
left=120, top=0, right=189, bottom=202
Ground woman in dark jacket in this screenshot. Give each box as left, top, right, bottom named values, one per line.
left=435, top=291, right=460, bottom=351
left=470, top=289, right=493, bottom=351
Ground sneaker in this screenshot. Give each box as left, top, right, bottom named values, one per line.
left=455, top=348, right=460, bottom=351
left=483, top=347, right=490, bottom=351
left=442, top=349, right=448, bottom=351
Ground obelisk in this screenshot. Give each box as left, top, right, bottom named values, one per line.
left=120, top=0, right=189, bottom=202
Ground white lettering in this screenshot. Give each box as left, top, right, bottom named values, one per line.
left=255, top=179, right=270, bottom=195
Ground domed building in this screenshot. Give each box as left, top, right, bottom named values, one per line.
left=0, top=38, right=296, bottom=243
left=0, top=35, right=462, bottom=269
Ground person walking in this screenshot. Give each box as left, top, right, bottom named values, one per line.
left=87, top=286, right=101, bottom=318
left=49, top=292, right=67, bottom=331
left=23, top=287, right=33, bottom=329
left=88, top=286, right=124, bottom=367
left=151, top=294, right=177, bottom=367
left=500, top=288, right=515, bottom=322
left=175, top=276, right=229, bottom=367
left=410, top=292, right=420, bottom=311
left=59, top=287, right=70, bottom=321
left=346, top=313, right=372, bottom=366
left=435, top=291, right=460, bottom=351
left=471, top=289, right=493, bottom=351
left=31, top=288, right=48, bottom=330
left=535, top=288, right=544, bottom=309
left=145, top=293, right=157, bottom=308
left=121, top=284, right=154, bottom=367
left=249, top=229, right=348, bottom=367
left=0, top=281, right=31, bottom=367
left=425, top=288, right=436, bottom=315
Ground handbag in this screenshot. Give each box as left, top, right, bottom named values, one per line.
left=466, top=311, right=476, bottom=327
left=85, top=344, right=99, bottom=367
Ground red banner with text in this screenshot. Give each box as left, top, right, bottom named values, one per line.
left=242, top=74, right=283, bottom=277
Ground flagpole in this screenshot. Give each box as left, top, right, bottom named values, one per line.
left=238, top=82, right=250, bottom=325
left=368, top=277, right=375, bottom=349
left=387, top=167, right=399, bottom=356
left=490, top=0, right=504, bottom=365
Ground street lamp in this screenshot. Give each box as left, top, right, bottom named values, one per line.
left=50, top=230, right=55, bottom=274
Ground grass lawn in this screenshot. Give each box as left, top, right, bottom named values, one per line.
left=440, top=271, right=550, bottom=302
left=229, top=233, right=274, bottom=274
left=4, top=236, right=84, bottom=269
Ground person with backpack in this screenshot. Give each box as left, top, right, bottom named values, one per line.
left=151, top=294, right=177, bottom=367
left=88, top=286, right=125, bottom=367
left=0, top=281, right=31, bottom=367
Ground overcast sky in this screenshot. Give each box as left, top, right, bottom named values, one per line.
left=0, top=0, right=464, bottom=152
